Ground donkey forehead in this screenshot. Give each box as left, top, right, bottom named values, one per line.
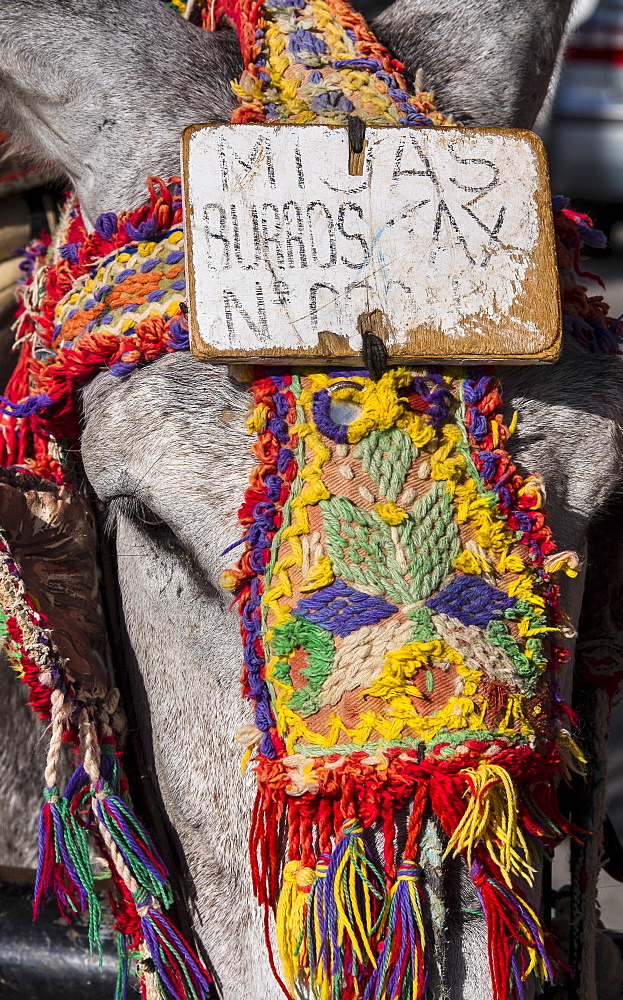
left=80, top=352, right=252, bottom=503
left=79, top=347, right=623, bottom=511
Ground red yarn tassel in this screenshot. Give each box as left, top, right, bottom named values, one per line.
left=471, top=859, right=554, bottom=1000
left=250, top=788, right=283, bottom=905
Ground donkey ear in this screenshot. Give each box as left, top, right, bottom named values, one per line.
left=0, top=0, right=242, bottom=224
left=370, top=0, right=574, bottom=127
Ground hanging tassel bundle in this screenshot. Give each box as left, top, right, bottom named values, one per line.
left=442, top=763, right=536, bottom=886
left=34, top=784, right=103, bottom=958
left=91, top=786, right=173, bottom=907
left=471, top=859, right=554, bottom=998
left=33, top=689, right=102, bottom=960
left=76, top=710, right=213, bottom=1000
left=0, top=511, right=213, bottom=1000
left=138, top=900, right=214, bottom=1000
left=277, top=819, right=389, bottom=1000
left=309, top=818, right=387, bottom=1000
left=259, top=750, right=568, bottom=1000
left=106, top=862, right=214, bottom=1000
left=364, top=860, right=427, bottom=1000
left=33, top=700, right=214, bottom=1000
left=363, top=784, right=429, bottom=1000
left=276, top=860, right=316, bottom=989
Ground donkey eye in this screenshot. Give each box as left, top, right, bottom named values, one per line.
left=105, top=495, right=169, bottom=535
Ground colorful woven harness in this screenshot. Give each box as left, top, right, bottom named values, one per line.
left=0, top=2, right=621, bottom=1000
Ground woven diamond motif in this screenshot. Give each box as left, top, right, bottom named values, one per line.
left=427, top=574, right=516, bottom=628
left=294, top=580, right=397, bottom=638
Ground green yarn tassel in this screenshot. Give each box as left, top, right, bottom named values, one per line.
left=307, top=819, right=387, bottom=1000
left=35, top=787, right=102, bottom=963
left=115, top=932, right=131, bottom=1000
left=92, top=785, right=173, bottom=908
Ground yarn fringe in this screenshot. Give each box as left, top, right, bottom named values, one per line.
left=109, top=864, right=213, bottom=1000
left=139, top=905, right=214, bottom=1000
left=34, top=785, right=103, bottom=960
left=252, top=746, right=574, bottom=1000
left=35, top=737, right=213, bottom=1000
left=364, top=860, right=427, bottom=1000
left=308, top=818, right=386, bottom=1000
left=472, top=860, right=554, bottom=998
left=0, top=524, right=211, bottom=1000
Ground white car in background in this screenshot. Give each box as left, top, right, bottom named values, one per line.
left=547, top=0, right=623, bottom=246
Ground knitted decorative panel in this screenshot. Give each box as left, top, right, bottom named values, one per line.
left=224, top=367, right=582, bottom=1000
left=203, top=0, right=449, bottom=126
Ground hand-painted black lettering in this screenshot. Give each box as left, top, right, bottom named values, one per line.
left=230, top=203, right=261, bottom=270
left=447, top=141, right=500, bottom=192
left=433, top=199, right=475, bottom=265
left=283, top=202, right=308, bottom=269
left=345, top=279, right=368, bottom=296
left=261, top=203, right=285, bottom=270
left=460, top=198, right=507, bottom=265
left=307, top=201, right=337, bottom=267
left=255, top=282, right=269, bottom=340
left=309, top=282, right=339, bottom=331
left=391, top=136, right=437, bottom=192
left=386, top=278, right=412, bottom=295
left=307, top=202, right=337, bottom=268
left=217, top=134, right=276, bottom=192
left=272, top=278, right=290, bottom=307
left=223, top=283, right=270, bottom=344
left=217, top=138, right=229, bottom=193
left=461, top=198, right=506, bottom=242
left=294, top=143, right=305, bottom=190
left=338, top=203, right=370, bottom=269
left=203, top=204, right=230, bottom=269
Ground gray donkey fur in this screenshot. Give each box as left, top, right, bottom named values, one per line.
left=1, top=1, right=622, bottom=999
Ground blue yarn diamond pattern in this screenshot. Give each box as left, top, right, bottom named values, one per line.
left=294, top=580, right=397, bottom=638
left=426, top=575, right=515, bottom=629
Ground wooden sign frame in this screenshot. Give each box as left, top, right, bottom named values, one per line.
left=182, top=122, right=561, bottom=366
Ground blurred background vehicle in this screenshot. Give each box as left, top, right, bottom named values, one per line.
left=547, top=0, right=623, bottom=254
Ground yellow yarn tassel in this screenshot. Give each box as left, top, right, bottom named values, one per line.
left=444, top=764, right=536, bottom=887
left=557, top=728, right=587, bottom=777
left=275, top=860, right=315, bottom=990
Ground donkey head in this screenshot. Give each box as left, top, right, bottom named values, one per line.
left=2, top=3, right=623, bottom=999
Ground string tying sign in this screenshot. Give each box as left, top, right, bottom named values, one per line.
left=183, top=123, right=560, bottom=365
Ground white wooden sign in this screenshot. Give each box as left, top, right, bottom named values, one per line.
left=182, top=123, right=561, bottom=365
